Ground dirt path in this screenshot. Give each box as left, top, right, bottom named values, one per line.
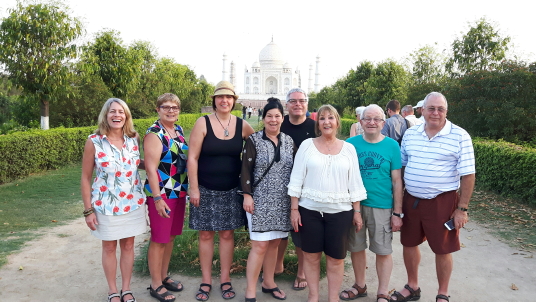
left=0, top=218, right=534, bottom=301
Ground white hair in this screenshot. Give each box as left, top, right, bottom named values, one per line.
left=423, top=92, right=448, bottom=109
left=355, top=106, right=366, bottom=116
left=361, top=104, right=386, bottom=120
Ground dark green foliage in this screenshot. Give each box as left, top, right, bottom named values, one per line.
left=473, top=138, right=536, bottom=205
left=445, top=67, right=536, bottom=143
left=0, top=114, right=207, bottom=184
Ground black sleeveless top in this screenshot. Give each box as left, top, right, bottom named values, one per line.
left=198, top=115, right=244, bottom=191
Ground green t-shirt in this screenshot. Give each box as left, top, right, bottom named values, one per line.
left=346, top=135, right=401, bottom=209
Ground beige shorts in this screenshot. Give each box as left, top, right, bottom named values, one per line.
left=347, top=206, right=393, bottom=255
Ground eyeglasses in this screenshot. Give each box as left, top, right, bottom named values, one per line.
left=362, top=117, right=384, bottom=124
left=287, top=99, right=307, bottom=105
left=425, top=107, right=447, bottom=113
left=159, top=106, right=180, bottom=112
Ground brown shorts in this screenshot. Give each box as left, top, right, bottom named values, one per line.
left=400, top=190, right=460, bottom=254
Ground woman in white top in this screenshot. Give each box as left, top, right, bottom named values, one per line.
left=349, top=106, right=366, bottom=137
left=288, top=104, right=367, bottom=302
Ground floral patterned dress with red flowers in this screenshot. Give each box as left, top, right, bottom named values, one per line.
left=143, top=120, right=189, bottom=199
left=89, top=134, right=146, bottom=215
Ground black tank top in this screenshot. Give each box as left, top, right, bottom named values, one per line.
left=198, top=115, right=244, bottom=191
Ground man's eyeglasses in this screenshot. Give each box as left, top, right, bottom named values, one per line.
left=287, top=99, right=307, bottom=105
left=362, top=118, right=384, bottom=124
left=159, top=106, right=180, bottom=112
left=425, top=107, right=446, bottom=113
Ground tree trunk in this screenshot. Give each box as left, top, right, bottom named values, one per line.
left=40, top=99, right=49, bottom=130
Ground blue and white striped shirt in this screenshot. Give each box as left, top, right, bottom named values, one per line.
left=401, top=120, right=475, bottom=199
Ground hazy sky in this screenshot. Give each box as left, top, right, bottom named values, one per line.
left=2, top=0, right=534, bottom=92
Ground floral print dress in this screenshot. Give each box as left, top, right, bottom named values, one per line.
left=90, top=134, right=145, bottom=215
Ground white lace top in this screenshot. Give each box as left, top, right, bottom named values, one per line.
left=287, top=138, right=367, bottom=213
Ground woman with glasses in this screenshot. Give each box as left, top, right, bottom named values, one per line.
left=81, top=98, right=146, bottom=302
left=288, top=104, right=367, bottom=302
left=144, top=93, right=189, bottom=302
left=350, top=106, right=366, bottom=137
left=188, top=81, right=255, bottom=301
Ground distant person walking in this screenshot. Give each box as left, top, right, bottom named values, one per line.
left=401, top=105, right=423, bottom=127
left=242, top=105, right=247, bottom=119
left=248, top=106, right=253, bottom=119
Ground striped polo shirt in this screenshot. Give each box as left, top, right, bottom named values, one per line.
left=401, top=120, right=475, bottom=199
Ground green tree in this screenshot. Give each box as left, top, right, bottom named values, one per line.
left=446, top=18, right=511, bottom=76
left=0, top=1, right=83, bottom=129
left=364, top=59, right=410, bottom=106
left=82, top=30, right=143, bottom=100
left=407, top=45, right=446, bottom=84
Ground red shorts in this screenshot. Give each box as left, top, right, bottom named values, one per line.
left=147, top=196, right=186, bottom=243
left=400, top=190, right=460, bottom=254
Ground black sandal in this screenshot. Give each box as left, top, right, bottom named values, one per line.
left=163, top=276, right=184, bottom=292
left=220, top=282, right=236, bottom=299
left=436, top=294, right=450, bottom=302
left=390, top=284, right=421, bottom=302
left=196, top=283, right=212, bottom=301
left=107, top=293, right=120, bottom=302
left=245, top=298, right=257, bottom=302
left=120, top=290, right=136, bottom=302
left=147, top=284, right=175, bottom=302
left=262, top=286, right=286, bottom=300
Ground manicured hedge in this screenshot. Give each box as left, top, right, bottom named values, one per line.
left=0, top=112, right=217, bottom=184
left=473, top=138, right=536, bottom=205
left=341, top=118, right=354, bottom=137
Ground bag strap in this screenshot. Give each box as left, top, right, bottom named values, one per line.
left=252, top=138, right=281, bottom=188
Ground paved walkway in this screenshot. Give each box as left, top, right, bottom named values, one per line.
left=0, top=217, right=534, bottom=301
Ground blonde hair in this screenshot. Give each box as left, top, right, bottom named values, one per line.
left=95, top=98, right=137, bottom=138
left=315, top=104, right=341, bottom=137
left=156, top=93, right=181, bottom=108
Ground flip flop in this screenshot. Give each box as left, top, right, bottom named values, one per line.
left=291, top=277, right=307, bottom=291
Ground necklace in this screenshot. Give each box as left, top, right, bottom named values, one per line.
left=215, top=113, right=232, bottom=137
left=324, top=138, right=337, bottom=152
left=107, top=135, right=124, bottom=142
left=160, top=121, right=176, bottom=139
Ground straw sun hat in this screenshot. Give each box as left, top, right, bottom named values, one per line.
left=211, top=81, right=239, bottom=100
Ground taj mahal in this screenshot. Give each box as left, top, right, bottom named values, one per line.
left=221, top=38, right=321, bottom=108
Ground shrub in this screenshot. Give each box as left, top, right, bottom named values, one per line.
left=473, top=138, right=536, bottom=205
left=0, top=113, right=213, bottom=184
left=341, top=118, right=354, bottom=137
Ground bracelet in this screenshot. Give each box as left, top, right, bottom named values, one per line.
left=153, top=196, right=163, bottom=202
left=457, top=206, right=468, bottom=212
left=354, top=210, right=361, bottom=213
left=291, top=208, right=299, bottom=211
left=83, top=207, right=95, bottom=217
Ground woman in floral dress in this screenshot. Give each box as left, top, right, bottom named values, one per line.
left=81, top=98, right=146, bottom=302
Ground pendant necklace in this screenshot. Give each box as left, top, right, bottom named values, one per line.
left=215, top=113, right=232, bottom=137
left=160, top=121, right=176, bottom=139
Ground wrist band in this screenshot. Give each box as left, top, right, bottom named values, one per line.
left=354, top=210, right=361, bottom=213
left=83, top=207, right=95, bottom=217
left=154, top=196, right=163, bottom=202
left=457, top=207, right=468, bottom=212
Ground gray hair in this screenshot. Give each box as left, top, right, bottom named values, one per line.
left=355, top=106, right=366, bottom=116
left=401, top=105, right=414, bottom=115
left=361, top=104, right=386, bottom=121
left=423, top=92, right=448, bottom=109
left=285, top=87, right=308, bottom=103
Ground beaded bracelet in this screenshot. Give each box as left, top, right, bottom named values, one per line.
left=83, top=207, right=95, bottom=217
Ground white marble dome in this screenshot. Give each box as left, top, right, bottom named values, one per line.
left=259, top=41, right=284, bottom=66
left=252, top=61, right=260, bottom=68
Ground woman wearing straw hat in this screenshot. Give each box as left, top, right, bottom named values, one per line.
left=188, top=81, right=255, bottom=301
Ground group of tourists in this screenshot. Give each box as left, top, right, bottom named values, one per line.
left=82, top=80, right=475, bottom=302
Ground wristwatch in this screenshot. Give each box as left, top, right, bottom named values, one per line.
left=457, top=207, right=468, bottom=212
left=392, top=212, right=404, bottom=218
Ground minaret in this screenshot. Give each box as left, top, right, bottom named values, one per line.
left=222, top=53, right=228, bottom=81
left=314, top=56, right=321, bottom=93
left=308, top=64, right=314, bottom=93
left=230, top=61, right=236, bottom=88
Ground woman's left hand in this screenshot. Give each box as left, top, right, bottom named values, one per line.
left=155, top=199, right=170, bottom=218
left=291, top=209, right=301, bottom=232
left=243, top=195, right=254, bottom=214
left=353, top=212, right=363, bottom=232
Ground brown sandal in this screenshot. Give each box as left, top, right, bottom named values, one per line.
left=377, top=294, right=390, bottom=302
left=339, top=283, right=367, bottom=300
left=291, top=277, right=307, bottom=291
left=390, top=284, right=421, bottom=302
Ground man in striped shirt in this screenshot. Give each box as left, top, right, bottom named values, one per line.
left=391, top=92, right=475, bottom=302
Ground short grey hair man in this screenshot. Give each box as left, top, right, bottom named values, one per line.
left=286, top=87, right=309, bottom=103
left=401, top=105, right=422, bottom=127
